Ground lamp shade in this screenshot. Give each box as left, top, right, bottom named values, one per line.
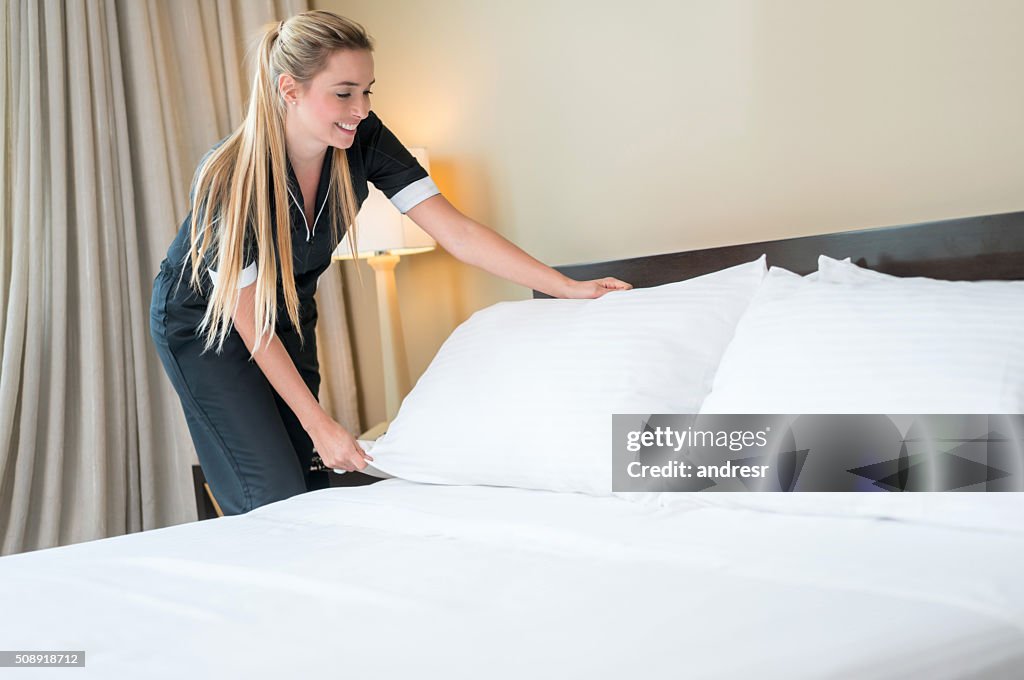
left=332, top=147, right=436, bottom=260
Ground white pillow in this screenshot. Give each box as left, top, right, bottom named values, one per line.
left=781, top=256, right=849, bottom=282
left=805, top=255, right=851, bottom=281
left=369, top=256, right=768, bottom=495
left=699, top=265, right=1024, bottom=414
left=816, top=254, right=900, bottom=283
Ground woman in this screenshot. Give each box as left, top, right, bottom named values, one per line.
left=149, top=10, right=632, bottom=516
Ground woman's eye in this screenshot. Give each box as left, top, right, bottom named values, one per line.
left=336, top=91, right=373, bottom=98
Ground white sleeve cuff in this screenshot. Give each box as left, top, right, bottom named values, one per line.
left=389, top=176, right=441, bottom=214
left=208, top=261, right=258, bottom=289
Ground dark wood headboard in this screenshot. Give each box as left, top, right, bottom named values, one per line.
left=533, top=210, right=1024, bottom=298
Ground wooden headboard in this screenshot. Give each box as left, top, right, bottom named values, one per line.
left=533, top=210, right=1024, bottom=297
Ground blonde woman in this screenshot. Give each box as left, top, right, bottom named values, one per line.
left=148, top=10, right=632, bottom=516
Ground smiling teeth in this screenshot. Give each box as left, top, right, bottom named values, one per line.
left=337, top=122, right=357, bottom=130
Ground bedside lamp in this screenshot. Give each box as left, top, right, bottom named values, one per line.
left=332, top=147, right=435, bottom=440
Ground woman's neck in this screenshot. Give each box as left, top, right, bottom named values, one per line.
left=283, top=115, right=327, bottom=176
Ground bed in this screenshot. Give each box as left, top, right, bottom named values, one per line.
left=1, top=209, right=1022, bottom=679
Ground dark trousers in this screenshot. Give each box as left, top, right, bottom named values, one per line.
left=149, top=269, right=330, bottom=515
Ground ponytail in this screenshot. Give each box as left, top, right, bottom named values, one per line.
left=184, top=11, right=372, bottom=355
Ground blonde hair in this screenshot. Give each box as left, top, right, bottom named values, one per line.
left=181, top=10, right=373, bottom=355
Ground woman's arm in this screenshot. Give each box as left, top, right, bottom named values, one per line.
left=405, top=195, right=631, bottom=298
left=231, top=283, right=372, bottom=471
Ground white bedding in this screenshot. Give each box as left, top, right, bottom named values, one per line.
left=1, top=480, right=1022, bottom=679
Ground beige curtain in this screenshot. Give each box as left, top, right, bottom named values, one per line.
left=0, top=0, right=362, bottom=556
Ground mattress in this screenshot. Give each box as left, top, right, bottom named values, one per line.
left=0, top=479, right=1022, bottom=679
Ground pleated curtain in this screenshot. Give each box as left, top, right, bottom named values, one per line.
left=0, top=0, right=362, bottom=556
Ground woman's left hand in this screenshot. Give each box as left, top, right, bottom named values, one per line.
left=560, top=277, right=633, bottom=299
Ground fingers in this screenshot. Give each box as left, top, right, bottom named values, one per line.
left=591, top=278, right=632, bottom=298
left=602, top=277, right=632, bottom=290
left=324, top=448, right=374, bottom=472
left=349, top=448, right=374, bottom=471
left=354, top=448, right=370, bottom=471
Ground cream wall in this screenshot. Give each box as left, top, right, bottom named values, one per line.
left=316, top=0, right=1024, bottom=431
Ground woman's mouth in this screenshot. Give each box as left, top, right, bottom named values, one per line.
left=335, top=122, right=357, bottom=135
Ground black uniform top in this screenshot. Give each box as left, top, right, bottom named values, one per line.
left=158, top=111, right=440, bottom=338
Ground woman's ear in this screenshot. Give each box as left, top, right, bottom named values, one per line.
left=277, top=73, right=299, bottom=106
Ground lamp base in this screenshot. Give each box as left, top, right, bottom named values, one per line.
left=367, top=254, right=411, bottom=423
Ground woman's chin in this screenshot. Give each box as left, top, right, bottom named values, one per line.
left=332, top=127, right=357, bottom=145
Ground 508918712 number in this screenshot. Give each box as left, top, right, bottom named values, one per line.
left=1, top=651, right=84, bottom=667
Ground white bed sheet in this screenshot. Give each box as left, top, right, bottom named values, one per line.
left=1, top=480, right=1022, bottom=679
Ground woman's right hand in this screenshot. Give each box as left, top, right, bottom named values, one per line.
left=308, top=415, right=374, bottom=471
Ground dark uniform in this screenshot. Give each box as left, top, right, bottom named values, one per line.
left=149, top=111, right=440, bottom=515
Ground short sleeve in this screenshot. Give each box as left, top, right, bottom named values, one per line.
left=188, top=138, right=258, bottom=290
left=207, top=225, right=257, bottom=290
left=362, top=111, right=441, bottom=214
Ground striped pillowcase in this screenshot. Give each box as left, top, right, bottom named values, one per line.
left=369, top=256, right=768, bottom=495
left=700, top=264, right=1024, bottom=414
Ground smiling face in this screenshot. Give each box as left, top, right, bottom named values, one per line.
left=280, top=49, right=375, bottom=155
